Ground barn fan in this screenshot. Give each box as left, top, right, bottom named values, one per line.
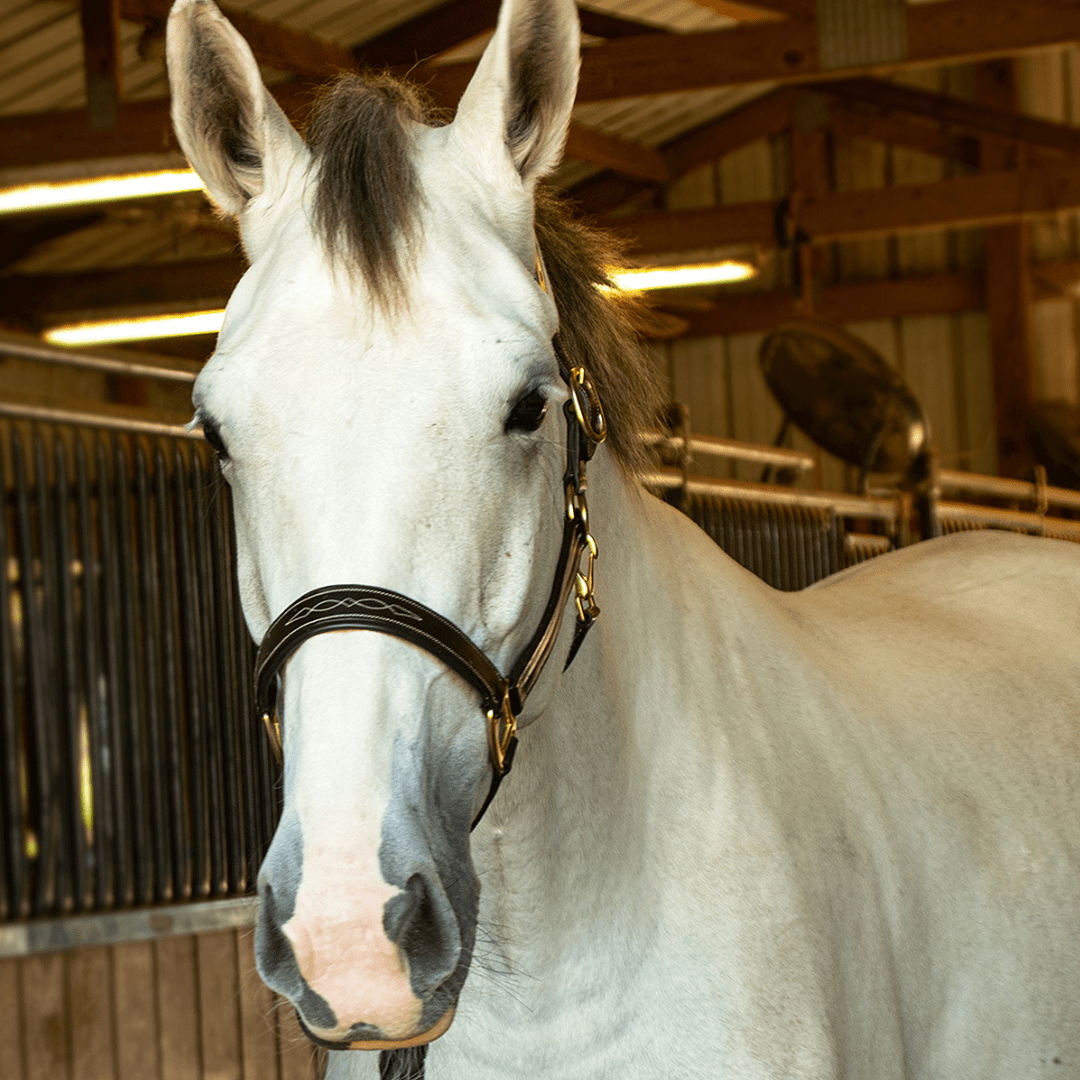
left=759, top=316, right=929, bottom=482
left=1029, top=401, right=1080, bottom=490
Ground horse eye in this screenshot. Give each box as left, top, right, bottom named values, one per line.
left=201, top=417, right=229, bottom=460
left=505, top=389, right=548, bottom=433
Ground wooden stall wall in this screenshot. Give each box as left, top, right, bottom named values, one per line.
left=0, top=930, right=324, bottom=1080
left=657, top=50, right=1080, bottom=490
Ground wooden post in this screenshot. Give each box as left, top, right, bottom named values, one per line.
left=80, top=0, right=123, bottom=131
left=790, top=92, right=830, bottom=314
left=978, top=59, right=1035, bottom=478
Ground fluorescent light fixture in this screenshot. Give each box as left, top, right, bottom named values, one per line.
left=45, top=309, right=225, bottom=346
left=609, top=260, right=757, bottom=291
left=0, top=169, right=205, bottom=215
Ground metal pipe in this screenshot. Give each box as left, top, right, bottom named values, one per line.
left=0, top=401, right=201, bottom=439
left=643, top=468, right=900, bottom=523
left=641, top=430, right=816, bottom=472
left=845, top=533, right=892, bottom=557
left=937, top=500, right=1080, bottom=539
left=0, top=330, right=199, bottom=384
left=937, top=468, right=1080, bottom=513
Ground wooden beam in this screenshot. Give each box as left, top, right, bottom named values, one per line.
left=670, top=271, right=985, bottom=338
left=80, top=0, right=123, bottom=130
left=825, top=100, right=980, bottom=166
left=355, top=0, right=497, bottom=68
left=0, top=258, right=244, bottom=319
left=978, top=59, right=1034, bottom=478
left=569, top=89, right=797, bottom=215
left=353, top=0, right=665, bottom=70
left=564, top=126, right=671, bottom=183
left=0, top=214, right=106, bottom=271
left=679, top=0, right=785, bottom=22
left=823, top=76, right=1080, bottom=159
left=664, top=89, right=797, bottom=176
left=119, top=0, right=355, bottom=79
left=421, top=1, right=1080, bottom=104
left=682, top=0, right=813, bottom=19
left=577, top=8, right=670, bottom=39
left=0, top=94, right=664, bottom=187
left=789, top=96, right=829, bottom=311
left=609, top=157, right=1080, bottom=255
left=0, top=85, right=314, bottom=169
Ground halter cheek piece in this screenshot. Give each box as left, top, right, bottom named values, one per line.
left=252, top=262, right=606, bottom=830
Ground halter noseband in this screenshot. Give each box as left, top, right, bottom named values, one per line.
left=252, top=329, right=606, bottom=829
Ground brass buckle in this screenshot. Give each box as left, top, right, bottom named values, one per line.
left=574, top=533, right=599, bottom=622
left=535, top=250, right=548, bottom=294
left=569, top=367, right=607, bottom=445
left=262, top=711, right=283, bottom=766
left=486, top=686, right=517, bottom=775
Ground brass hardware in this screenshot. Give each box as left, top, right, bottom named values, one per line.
left=574, top=532, right=599, bottom=623
left=535, top=250, right=548, bottom=294
left=569, top=367, right=607, bottom=444
left=262, top=712, right=283, bottom=766
left=486, top=686, right=517, bottom=775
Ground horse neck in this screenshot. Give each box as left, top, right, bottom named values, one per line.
left=469, top=447, right=764, bottom=977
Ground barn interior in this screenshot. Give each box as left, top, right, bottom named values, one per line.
left=3, top=0, right=1080, bottom=1076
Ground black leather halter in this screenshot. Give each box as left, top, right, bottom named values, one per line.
left=252, top=337, right=607, bottom=829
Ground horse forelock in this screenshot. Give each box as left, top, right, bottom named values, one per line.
left=304, top=72, right=663, bottom=472
left=305, top=73, right=442, bottom=306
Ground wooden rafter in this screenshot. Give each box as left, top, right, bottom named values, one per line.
left=823, top=76, right=1080, bottom=159
left=421, top=1, right=1080, bottom=104
left=80, top=0, right=124, bottom=130
left=0, top=96, right=664, bottom=187
left=118, top=0, right=355, bottom=80
left=354, top=0, right=498, bottom=68
left=825, top=99, right=980, bottom=167
left=0, top=258, right=243, bottom=320
left=977, top=59, right=1033, bottom=478
left=681, top=0, right=812, bottom=19
left=0, top=214, right=106, bottom=272
left=564, top=126, right=671, bottom=183
left=570, top=89, right=798, bottom=215
left=354, top=0, right=665, bottom=68
left=609, top=157, right=1080, bottom=255
left=670, top=272, right=985, bottom=337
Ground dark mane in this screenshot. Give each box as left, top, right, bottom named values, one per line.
left=305, top=73, right=663, bottom=471
left=533, top=188, right=664, bottom=471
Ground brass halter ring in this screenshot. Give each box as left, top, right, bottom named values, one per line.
left=569, top=366, right=607, bottom=444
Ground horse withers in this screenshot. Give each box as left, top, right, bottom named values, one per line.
left=166, top=0, right=1080, bottom=1074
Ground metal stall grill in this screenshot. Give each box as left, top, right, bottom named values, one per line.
left=0, top=420, right=279, bottom=923
left=683, top=494, right=845, bottom=590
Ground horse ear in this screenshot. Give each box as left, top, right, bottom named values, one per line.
left=166, top=0, right=306, bottom=218
left=452, top=0, right=580, bottom=188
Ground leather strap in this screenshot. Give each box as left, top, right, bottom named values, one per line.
left=255, top=584, right=510, bottom=724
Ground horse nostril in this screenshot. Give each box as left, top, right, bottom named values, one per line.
left=383, top=873, right=460, bottom=994
left=383, top=873, right=425, bottom=943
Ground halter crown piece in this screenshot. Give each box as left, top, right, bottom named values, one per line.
left=252, top=250, right=606, bottom=830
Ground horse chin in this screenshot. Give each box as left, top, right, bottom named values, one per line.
left=296, top=1003, right=456, bottom=1051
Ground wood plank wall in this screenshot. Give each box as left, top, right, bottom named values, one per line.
left=0, top=930, right=325, bottom=1080
left=655, top=47, right=1080, bottom=489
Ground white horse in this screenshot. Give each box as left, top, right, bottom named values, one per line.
left=167, top=0, right=1080, bottom=1075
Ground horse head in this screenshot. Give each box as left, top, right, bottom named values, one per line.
left=167, top=0, right=587, bottom=1051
